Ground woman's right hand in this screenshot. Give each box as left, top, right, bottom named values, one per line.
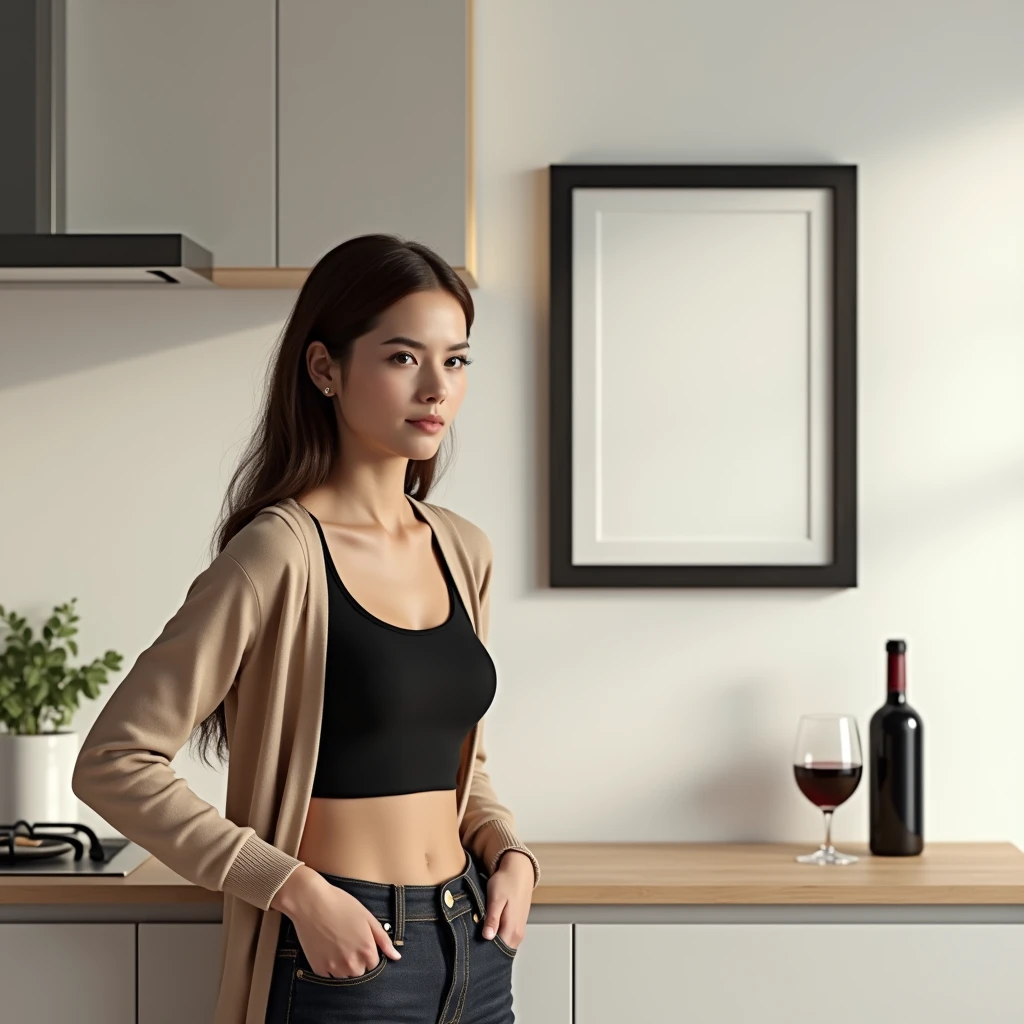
left=270, top=865, right=402, bottom=978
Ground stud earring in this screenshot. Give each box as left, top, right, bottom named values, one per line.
left=324, top=386, right=331, bottom=394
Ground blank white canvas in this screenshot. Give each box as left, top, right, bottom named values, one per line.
left=571, top=187, right=833, bottom=566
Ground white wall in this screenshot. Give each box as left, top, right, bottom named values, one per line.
left=1, top=0, right=1022, bottom=853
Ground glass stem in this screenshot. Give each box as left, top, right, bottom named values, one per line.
left=822, top=810, right=834, bottom=851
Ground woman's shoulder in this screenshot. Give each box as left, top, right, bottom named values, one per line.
left=416, top=499, right=494, bottom=565
left=219, top=497, right=312, bottom=582
left=419, top=497, right=491, bottom=548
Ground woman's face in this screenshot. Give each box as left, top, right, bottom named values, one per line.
left=329, top=288, right=470, bottom=460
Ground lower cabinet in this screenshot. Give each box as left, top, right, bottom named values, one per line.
left=5, top=918, right=1022, bottom=1022
left=574, top=923, right=1024, bottom=1023
left=138, top=923, right=223, bottom=1024
left=0, top=923, right=135, bottom=1023
left=511, top=923, right=573, bottom=1023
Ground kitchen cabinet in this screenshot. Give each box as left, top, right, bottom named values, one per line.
left=277, top=0, right=475, bottom=283
left=510, top=923, right=573, bottom=1023
left=137, top=923, right=222, bottom=1024
left=65, top=0, right=276, bottom=268
left=0, top=923, right=134, bottom=1023
left=573, top=923, right=1024, bottom=1023
left=4, top=844, right=1023, bottom=1023
left=61, top=1, right=475, bottom=285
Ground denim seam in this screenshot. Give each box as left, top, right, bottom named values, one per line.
left=439, top=900, right=460, bottom=1024
left=297, top=953, right=388, bottom=987
left=452, top=910, right=471, bottom=1024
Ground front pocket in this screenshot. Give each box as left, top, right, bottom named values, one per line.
left=492, top=934, right=518, bottom=959
left=295, top=950, right=389, bottom=986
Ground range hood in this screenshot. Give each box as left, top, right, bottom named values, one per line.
left=0, top=0, right=213, bottom=286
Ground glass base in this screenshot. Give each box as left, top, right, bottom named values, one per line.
left=796, top=844, right=859, bottom=865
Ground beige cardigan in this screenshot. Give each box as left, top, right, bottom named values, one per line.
left=71, top=495, right=538, bottom=1024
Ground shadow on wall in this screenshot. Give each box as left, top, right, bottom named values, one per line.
left=0, top=287, right=295, bottom=392
left=674, top=677, right=790, bottom=842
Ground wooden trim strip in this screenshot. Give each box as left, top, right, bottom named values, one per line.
left=211, top=267, right=477, bottom=290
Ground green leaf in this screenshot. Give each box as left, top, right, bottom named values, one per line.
left=0, top=599, right=123, bottom=729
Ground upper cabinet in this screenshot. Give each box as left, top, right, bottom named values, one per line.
left=277, top=0, right=475, bottom=283
left=62, top=0, right=475, bottom=284
left=64, top=0, right=276, bottom=268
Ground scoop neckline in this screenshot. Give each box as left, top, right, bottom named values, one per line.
left=302, top=498, right=455, bottom=635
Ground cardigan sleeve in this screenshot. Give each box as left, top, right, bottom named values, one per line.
left=456, top=526, right=542, bottom=888
left=71, top=550, right=305, bottom=911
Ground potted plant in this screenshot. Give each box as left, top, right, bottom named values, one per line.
left=0, top=598, right=122, bottom=825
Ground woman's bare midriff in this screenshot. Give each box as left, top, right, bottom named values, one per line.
left=297, top=789, right=469, bottom=885
left=291, top=489, right=470, bottom=886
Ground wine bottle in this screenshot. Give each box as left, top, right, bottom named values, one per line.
left=869, top=639, right=924, bottom=855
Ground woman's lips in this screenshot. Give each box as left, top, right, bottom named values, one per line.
left=406, top=419, right=444, bottom=434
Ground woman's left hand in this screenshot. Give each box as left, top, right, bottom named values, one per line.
left=481, top=850, right=535, bottom=950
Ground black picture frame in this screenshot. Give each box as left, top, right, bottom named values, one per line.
left=549, top=163, right=857, bottom=588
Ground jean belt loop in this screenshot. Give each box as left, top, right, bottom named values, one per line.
left=464, top=864, right=488, bottom=921
left=392, top=883, right=406, bottom=946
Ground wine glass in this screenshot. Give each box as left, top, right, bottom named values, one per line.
left=793, top=714, right=863, bottom=865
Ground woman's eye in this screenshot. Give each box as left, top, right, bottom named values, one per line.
left=390, top=352, right=473, bottom=368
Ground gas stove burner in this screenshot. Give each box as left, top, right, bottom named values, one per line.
left=0, top=821, right=148, bottom=876
left=0, top=820, right=106, bottom=862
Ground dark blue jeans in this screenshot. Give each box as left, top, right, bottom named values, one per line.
left=265, top=848, right=516, bottom=1023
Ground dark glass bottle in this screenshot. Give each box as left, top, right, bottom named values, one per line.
left=869, top=639, right=924, bottom=855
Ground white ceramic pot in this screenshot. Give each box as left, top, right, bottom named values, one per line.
left=0, top=730, right=81, bottom=825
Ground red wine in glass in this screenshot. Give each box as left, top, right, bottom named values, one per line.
left=793, top=715, right=863, bottom=865
left=793, top=762, right=863, bottom=810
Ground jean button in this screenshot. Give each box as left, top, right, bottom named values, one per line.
left=443, top=889, right=454, bottom=908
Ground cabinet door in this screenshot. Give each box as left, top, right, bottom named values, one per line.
left=576, top=923, right=1024, bottom=1023
left=138, top=923, right=223, bottom=1024
left=278, top=0, right=473, bottom=276
left=0, top=923, right=134, bottom=1023
left=512, top=923, right=573, bottom=1024
left=65, top=0, right=276, bottom=267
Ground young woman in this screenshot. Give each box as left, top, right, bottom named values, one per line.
left=72, top=234, right=540, bottom=1024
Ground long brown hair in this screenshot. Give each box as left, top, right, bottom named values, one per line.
left=189, top=234, right=474, bottom=768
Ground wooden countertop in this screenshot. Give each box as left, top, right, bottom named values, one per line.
left=2, top=842, right=1023, bottom=906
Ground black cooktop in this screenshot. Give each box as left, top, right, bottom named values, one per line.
left=0, top=820, right=151, bottom=876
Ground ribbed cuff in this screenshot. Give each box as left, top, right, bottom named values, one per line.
left=222, top=833, right=306, bottom=911
left=473, top=819, right=541, bottom=889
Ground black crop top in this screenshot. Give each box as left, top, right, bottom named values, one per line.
left=306, top=507, right=497, bottom=799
